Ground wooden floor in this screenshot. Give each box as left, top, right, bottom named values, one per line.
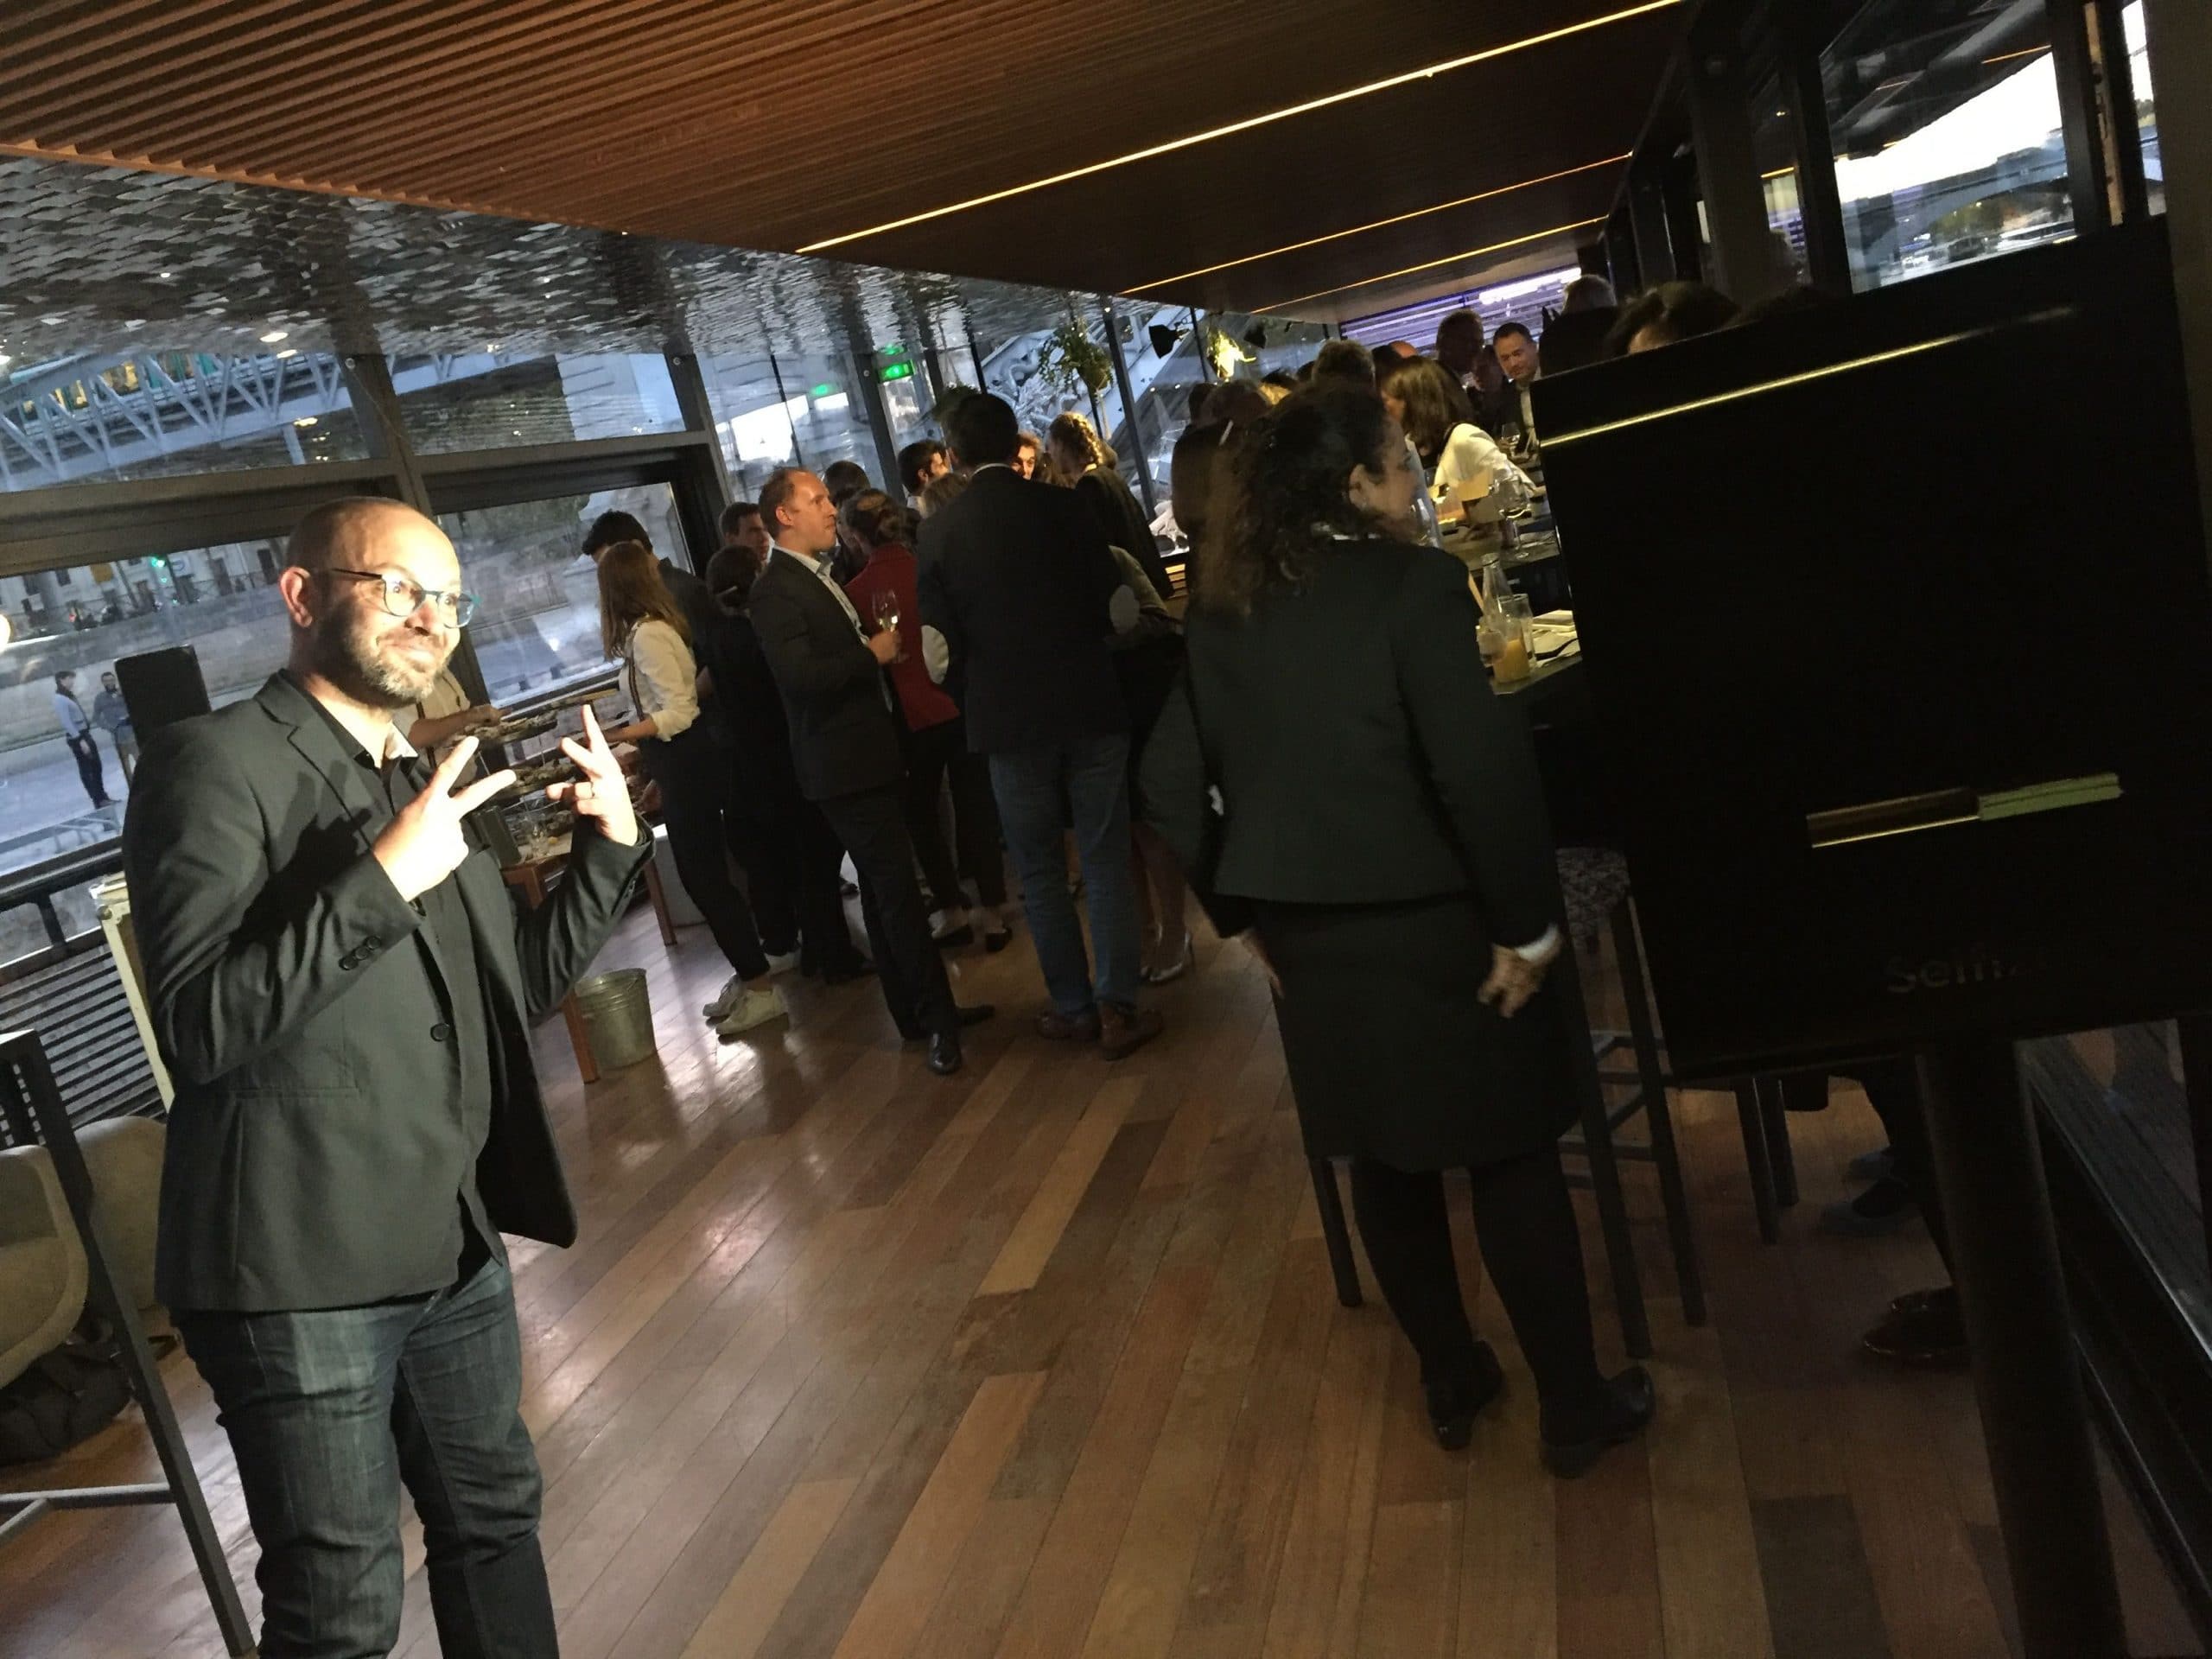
left=3, top=899, right=2203, bottom=1659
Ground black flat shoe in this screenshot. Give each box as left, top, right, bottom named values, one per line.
left=819, top=960, right=875, bottom=987
left=932, top=925, right=976, bottom=950
left=1862, top=1287, right=1967, bottom=1369
left=984, top=926, right=1013, bottom=954
left=1425, top=1343, right=1506, bottom=1451
left=957, top=1003, right=996, bottom=1027
left=927, top=1033, right=963, bottom=1076
left=1541, top=1366, right=1656, bottom=1478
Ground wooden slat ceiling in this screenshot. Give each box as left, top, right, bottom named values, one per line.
left=0, top=0, right=1689, bottom=321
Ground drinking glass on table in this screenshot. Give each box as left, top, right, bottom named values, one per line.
left=1491, top=594, right=1535, bottom=683
left=870, top=588, right=906, bottom=662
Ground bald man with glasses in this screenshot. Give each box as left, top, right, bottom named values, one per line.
left=122, top=495, right=650, bottom=1658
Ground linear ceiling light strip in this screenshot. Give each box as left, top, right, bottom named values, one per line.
left=1255, top=217, right=1607, bottom=313
left=795, top=0, right=1683, bottom=253
left=1126, top=154, right=1630, bottom=294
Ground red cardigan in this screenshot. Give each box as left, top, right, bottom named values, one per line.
left=845, top=543, right=960, bottom=733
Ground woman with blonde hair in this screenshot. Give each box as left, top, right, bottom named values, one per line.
left=596, top=541, right=786, bottom=1038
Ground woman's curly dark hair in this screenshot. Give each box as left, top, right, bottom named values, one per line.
left=1195, top=385, right=1398, bottom=620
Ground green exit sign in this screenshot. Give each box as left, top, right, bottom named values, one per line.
left=879, top=362, right=915, bottom=383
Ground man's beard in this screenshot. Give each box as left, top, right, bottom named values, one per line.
left=310, top=612, right=445, bottom=709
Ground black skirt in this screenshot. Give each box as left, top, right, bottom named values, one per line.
left=1256, top=892, right=1575, bottom=1173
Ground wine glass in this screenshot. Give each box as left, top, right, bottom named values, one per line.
left=871, top=589, right=905, bottom=662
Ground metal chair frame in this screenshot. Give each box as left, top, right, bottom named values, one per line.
left=0, top=1028, right=253, bottom=1657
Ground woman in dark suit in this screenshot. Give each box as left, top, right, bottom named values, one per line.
left=1141, top=385, right=1653, bottom=1471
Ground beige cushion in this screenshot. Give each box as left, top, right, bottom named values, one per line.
left=0, top=1147, right=89, bottom=1391
left=78, top=1117, right=166, bottom=1318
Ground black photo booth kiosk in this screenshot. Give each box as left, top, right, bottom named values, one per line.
left=1537, top=221, right=2212, bottom=1659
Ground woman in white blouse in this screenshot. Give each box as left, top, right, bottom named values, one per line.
left=1378, top=356, right=1531, bottom=558
left=596, top=541, right=787, bottom=1039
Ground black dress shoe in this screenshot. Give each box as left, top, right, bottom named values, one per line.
left=984, top=926, right=1013, bottom=954
left=1424, top=1342, right=1506, bottom=1451
left=957, top=1003, right=996, bottom=1027
left=927, top=1033, right=963, bottom=1076
left=819, top=959, right=875, bottom=987
left=931, top=925, right=976, bottom=950
left=1541, top=1366, right=1656, bottom=1478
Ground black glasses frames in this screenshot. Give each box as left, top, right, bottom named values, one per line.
left=325, top=566, right=480, bottom=628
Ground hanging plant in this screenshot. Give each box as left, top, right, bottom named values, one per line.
left=1039, top=319, right=1113, bottom=397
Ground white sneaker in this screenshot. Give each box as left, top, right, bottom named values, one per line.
left=765, top=950, right=801, bottom=976
left=715, top=985, right=790, bottom=1039
left=702, top=972, right=747, bottom=1022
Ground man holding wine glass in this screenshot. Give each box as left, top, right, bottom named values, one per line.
left=840, top=489, right=1013, bottom=953
left=748, top=468, right=993, bottom=1076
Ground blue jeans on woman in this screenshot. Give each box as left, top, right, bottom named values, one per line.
left=988, top=733, right=1142, bottom=1017
left=175, top=1257, right=554, bottom=1659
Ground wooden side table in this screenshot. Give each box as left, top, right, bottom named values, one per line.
left=501, top=855, right=598, bottom=1084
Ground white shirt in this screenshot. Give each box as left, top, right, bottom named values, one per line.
left=623, top=618, right=699, bottom=740
left=1431, top=423, right=1530, bottom=523
left=315, top=689, right=417, bottom=766
left=776, top=543, right=894, bottom=710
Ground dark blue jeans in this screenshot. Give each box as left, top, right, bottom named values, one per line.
left=175, top=1259, right=554, bottom=1659
left=988, top=734, right=1141, bottom=1016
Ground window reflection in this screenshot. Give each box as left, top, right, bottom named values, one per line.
left=436, top=482, right=680, bottom=702
left=0, top=542, right=289, bottom=954
left=0, top=350, right=366, bottom=493
left=394, top=351, right=683, bottom=454
left=699, top=353, right=875, bottom=496
left=1823, top=3, right=2075, bottom=292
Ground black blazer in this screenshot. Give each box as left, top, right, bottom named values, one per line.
left=122, top=673, right=650, bottom=1313
left=747, top=546, right=903, bottom=800
left=1140, top=537, right=1555, bottom=946
left=916, top=467, right=1127, bottom=753
left=696, top=604, right=804, bottom=801
left=1074, top=466, right=1174, bottom=601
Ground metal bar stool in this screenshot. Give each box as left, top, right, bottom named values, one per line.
left=0, top=1029, right=254, bottom=1656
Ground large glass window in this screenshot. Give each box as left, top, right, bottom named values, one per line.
left=1756, top=76, right=1812, bottom=288
left=979, top=310, right=1116, bottom=461
left=0, top=543, right=289, bottom=893
left=2125, top=2, right=2161, bottom=214
left=0, top=349, right=367, bottom=493
left=436, top=481, right=680, bottom=703
left=698, top=352, right=877, bottom=499
left=1822, top=3, right=2073, bottom=292
left=394, top=352, right=683, bottom=454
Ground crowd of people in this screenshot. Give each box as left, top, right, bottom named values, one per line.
left=560, top=391, right=1191, bottom=1079
left=111, top=272, right=1961, bottom=1656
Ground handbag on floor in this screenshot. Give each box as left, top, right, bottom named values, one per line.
left=0, top=1320, right=131, bottom=1465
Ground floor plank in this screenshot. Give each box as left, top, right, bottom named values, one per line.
left=7, top=900, right=2204, bottom=1659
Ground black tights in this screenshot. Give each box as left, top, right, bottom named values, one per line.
left=1348, top=1147, right=1609, bottom=1423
